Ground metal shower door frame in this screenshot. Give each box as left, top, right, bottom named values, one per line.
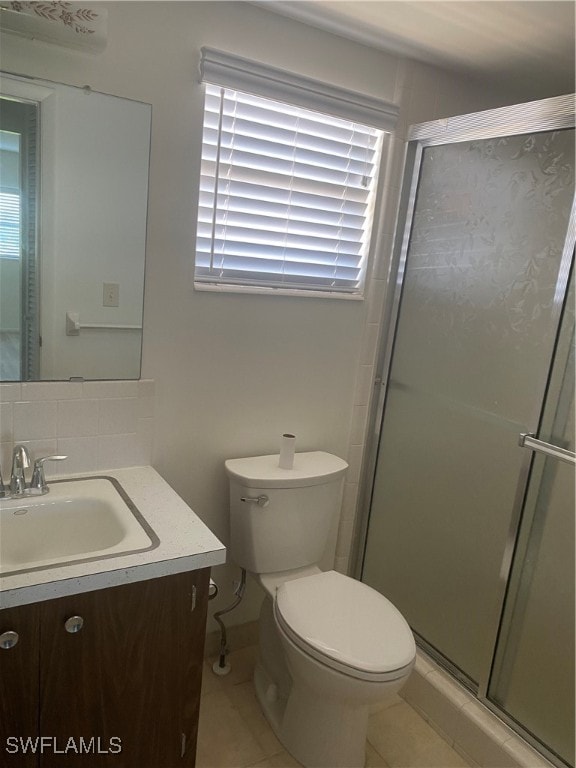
left=353, top=93, right=575, bottom=737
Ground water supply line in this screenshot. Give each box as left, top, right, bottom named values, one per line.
left=212, top=567, right=247, bottom=676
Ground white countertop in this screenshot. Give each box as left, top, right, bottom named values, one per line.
left=0, top=466, right=226, bottom=609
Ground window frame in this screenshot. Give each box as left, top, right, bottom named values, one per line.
left=194, top=49, right=397, bottom=300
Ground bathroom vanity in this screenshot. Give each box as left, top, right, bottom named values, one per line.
left=0, top=467, right=226, bottom=767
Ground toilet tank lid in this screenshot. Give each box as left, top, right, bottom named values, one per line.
left=225, top=451, right=348, bottom=488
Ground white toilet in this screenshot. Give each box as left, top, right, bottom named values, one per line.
left=225, top=450, right=416, bottom=768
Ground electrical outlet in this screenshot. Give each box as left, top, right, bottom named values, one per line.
left=103, top=282, right=120, bottom=307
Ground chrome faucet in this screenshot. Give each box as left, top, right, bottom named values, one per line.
left=2, top=446, right=67, bottom=498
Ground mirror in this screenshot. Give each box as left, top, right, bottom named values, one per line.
left=0, top=73, right=151, bottom=381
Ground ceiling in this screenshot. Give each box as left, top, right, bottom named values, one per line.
left=251, top=1, right=575, bottom=98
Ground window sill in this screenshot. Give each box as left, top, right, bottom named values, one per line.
left=193, top=282, right=365, bottom=300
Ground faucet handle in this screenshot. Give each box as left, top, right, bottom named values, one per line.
left=29, top=455, right=68, bottom=495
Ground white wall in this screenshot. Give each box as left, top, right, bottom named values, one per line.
left=0, top=1, right=541, bottom=632
left=39, top=83, right=149, bottom=380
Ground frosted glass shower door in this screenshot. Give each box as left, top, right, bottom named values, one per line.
left=488, top=270, right=574, bottom=766
left=361, top=129, right=574, bottom=686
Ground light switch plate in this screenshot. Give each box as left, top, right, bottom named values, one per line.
left=103, top=282, right=120, bottom=307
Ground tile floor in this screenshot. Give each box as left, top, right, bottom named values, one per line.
left=197, top=646, right=472, bottom=768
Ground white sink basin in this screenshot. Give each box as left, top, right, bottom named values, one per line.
left=0, top=476, right=158, bottom=577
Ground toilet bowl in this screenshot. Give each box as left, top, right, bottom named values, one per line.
left=256, top=569, right=415, bottom=768
left=225, top=451, right=416, bottom=768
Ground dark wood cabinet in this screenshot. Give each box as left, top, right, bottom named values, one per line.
left=0, top=601, right=41, bottom=768
left=0, top=568, right=210, bottom=767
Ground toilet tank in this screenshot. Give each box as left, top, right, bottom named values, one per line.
left=225, top=451, right=348, bottom=574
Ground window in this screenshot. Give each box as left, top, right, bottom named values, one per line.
left=0, top=127, right=22, bottom=260
left=195, top=49, right=398, bottom=298
left=0, top=189, right=20, bottom=260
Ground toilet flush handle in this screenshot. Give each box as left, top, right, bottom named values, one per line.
left=240, top=495, right=269, bottom=507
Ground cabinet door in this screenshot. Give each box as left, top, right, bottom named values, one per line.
left=0, top=602, right=40, bottom=768
left=39, top=568, right=210, bottom=768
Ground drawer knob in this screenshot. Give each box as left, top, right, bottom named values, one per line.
left=64, top=616, right=84, bottom=634
left=0, top=630, right=19, bottom=649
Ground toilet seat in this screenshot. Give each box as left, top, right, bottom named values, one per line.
left=274, top=570, right=416, bottom=683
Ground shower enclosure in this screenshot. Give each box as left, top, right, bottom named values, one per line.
left=359, top=95, right=575, bottom=768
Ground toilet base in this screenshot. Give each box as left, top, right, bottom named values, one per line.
left=284, top=682, right=369, bottom=768
left=254, top=661, right=286, bottom=735
left=255, top=656, right=371, bottom=768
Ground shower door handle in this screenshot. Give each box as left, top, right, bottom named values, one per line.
left=518, top=433, right=576, bottom=466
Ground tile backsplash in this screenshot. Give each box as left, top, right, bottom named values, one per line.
left=0, top=379, right=155, bottom=477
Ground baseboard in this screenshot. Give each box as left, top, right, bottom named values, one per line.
left=401, top=651, right=557, bottom=768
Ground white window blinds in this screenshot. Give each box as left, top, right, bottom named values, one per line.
left=0, top=190, right=20, bottom=260
left=195, top=50, right=393, bottom=297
